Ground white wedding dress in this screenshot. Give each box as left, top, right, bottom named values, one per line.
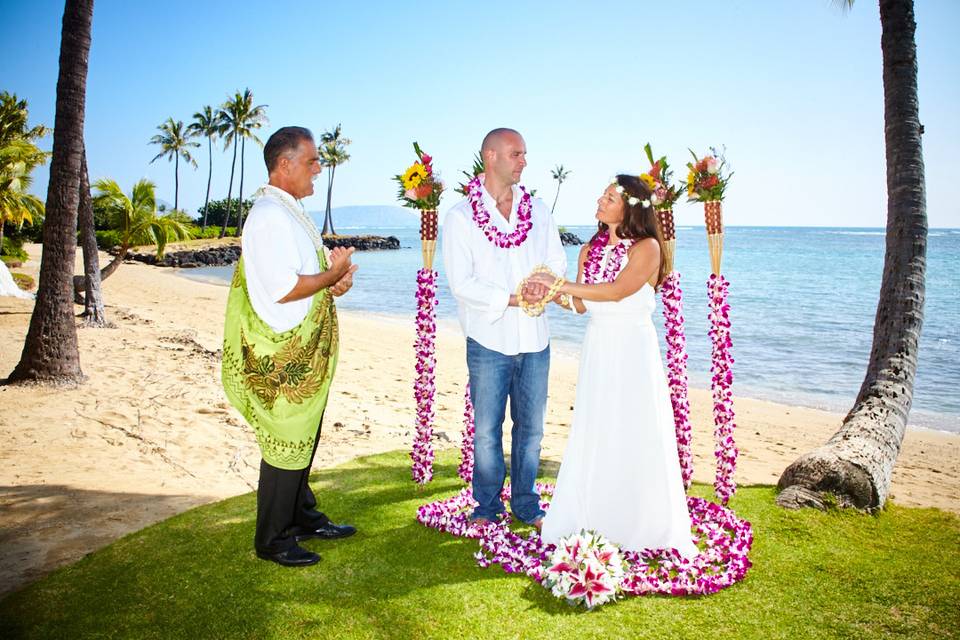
left=0, top=260, right=34, bottom=300
left=542, top=250, right=698, bottom=558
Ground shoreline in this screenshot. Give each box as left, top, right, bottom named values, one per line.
left=1, top=245, right=958, bottom=598
left=174, top=268, right=960, bottom=435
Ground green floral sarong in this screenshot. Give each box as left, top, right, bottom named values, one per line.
left=221, top=252, right=338, bottom=470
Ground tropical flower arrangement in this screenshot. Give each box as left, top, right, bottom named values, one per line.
left=455, top=152, right=485, bottom=196
left=686, top=147, right=738, bottom=504
left=415, top=483, right=754, bottom=606
left=544, top=530, right=628, bottom=610
left=661, top=275, right=694, bottom=490
left=458, top=384, right=475, bottom=484
left=641, top=143, right=684, bottom=210
left=411, top=269, right=438, bottom=484
left=395, top=142, right=444, bottom=211
left=397, top=142, right=445, bottom=485
left=685, top=148, right=732, bottom=202
left=640, top=143, right=693, bottom=490
left=709, top=274, right=737, bottom=503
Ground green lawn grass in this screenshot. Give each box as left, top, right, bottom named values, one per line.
left=1, top=450, right=957, bottom=639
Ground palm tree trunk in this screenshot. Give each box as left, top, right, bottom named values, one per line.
left=235, top=137, right=246, bottom=237
left=9, top=0, right=91, bottom=383
left=551, top=183, right=562, bottom=215
left=323, top=166, right=335, bottom=235
left=202, top=136, right=213, bottom=230
left=77, top=146, right=107, bottom=325
left=174, top=153, right=179, bottom=211
left=220, top=140, right=238, bottom=239
left=776, top=0, right=926, bottom=511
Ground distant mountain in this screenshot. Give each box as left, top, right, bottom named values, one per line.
left=309, top=205, right=419, bottom=229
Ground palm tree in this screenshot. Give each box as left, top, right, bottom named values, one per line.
left=89, top=178, right=192, bottom=280
left=76, top=144, right=106, bottom=325
left=217, top=89, right=267, bottom=238
left=0, top=93, right=49, bottom=251
left=233, top=90, right=267, bottom=236
left=777, top=0, right=927, bottom=511
left=0, top=92, right=48, bottom=145
left=149, top=117, right=198, bottom=211
left=319, top=124, right=351, bottom=235
left=9, top=0, right=93, bottom=384
left=187, top=105, right=222, bottom=230
left=0, top=139, right=47, bottom=250
left=550, top=164, right=572, bottom=215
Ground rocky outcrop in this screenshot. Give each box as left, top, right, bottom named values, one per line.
left=322, top=235, right=400, bottom=251
left=122, top=235, right=401, bottom=268
left=559, top=231, right=583, bottom=246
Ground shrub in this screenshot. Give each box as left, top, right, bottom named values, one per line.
left=95, top=230, right=122, bottom=250
left=1, top=236, right=29, bottom=261
left=191, top=226, right=236, bottom=239
left=12, top=272, right=34, bottom=291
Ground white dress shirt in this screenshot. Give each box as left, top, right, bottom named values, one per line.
left=442, top=179, right=567, bottom=356
left=241, top=194, right=321, bottom=333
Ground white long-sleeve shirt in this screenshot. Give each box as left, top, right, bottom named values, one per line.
left=442, top=181, right=567, bottom=356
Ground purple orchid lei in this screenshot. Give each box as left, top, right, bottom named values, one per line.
left=708, top=274, right=738, bottom=504
left=661, top=271, right=694, bottom=490
left=416, top=482, right=753, bottom=599
left=412, top=268, right=438, bottom=484
left=466, top=176, right=533, bottom=248
left=458, top=382, right=475, bottom=485
left=583, top=231, right=632, bottom=284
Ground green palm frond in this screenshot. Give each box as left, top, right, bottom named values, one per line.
left=149, top=117, right=199, bottom=167
left=319, top=123, right=351, bottom=168
left=92, top=178, right=190, bottom=256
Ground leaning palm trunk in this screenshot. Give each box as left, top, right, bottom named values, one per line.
left=777, top=0, right=926, bottom=511
left=9, top=0, right=91, bottom=383
left=77, top=147, right=107, bottom=325
left=173, top=153, right=180, bottom=211
left=201, top=137, right=213, bottom=230
left=235, top=137, right=246, bottom=236
left=322, top=167, right=336, bottom=235
left=219, top=142, right=239, bottom=239
left=72, top=244, right=127, bottom=300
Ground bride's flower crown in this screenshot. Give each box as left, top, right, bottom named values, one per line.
left=610, top=177, right=651, bottom=208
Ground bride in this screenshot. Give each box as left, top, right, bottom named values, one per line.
left=532, top=174, right=698, bottom=558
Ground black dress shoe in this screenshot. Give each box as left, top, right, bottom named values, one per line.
left=293, top=521, right=357, bottom=541
left=256, top=545, right=321, bottom=567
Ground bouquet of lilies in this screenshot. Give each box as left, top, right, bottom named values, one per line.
left=544, top=530, right=627, bottom=610
left=395, top=142, right=444, bottom=211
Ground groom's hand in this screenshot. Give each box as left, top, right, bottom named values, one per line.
left=521, top=281, right=548, bottom=304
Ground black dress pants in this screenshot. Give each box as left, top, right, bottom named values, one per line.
left=254, top=418, right=330, bottom=554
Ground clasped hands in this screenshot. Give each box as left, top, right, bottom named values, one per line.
left=516, top=266, right=567, bottom=317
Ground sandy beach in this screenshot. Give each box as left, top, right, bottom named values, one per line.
left=1, top=244, right=957, bottom=598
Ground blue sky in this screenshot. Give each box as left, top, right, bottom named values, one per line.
left=2, top=0, right=958, bottom=228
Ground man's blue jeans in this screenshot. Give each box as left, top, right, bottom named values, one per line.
left=466, top=337, right=549, bottom=524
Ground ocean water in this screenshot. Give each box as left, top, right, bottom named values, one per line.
left=181, top=225, right=960, bottom=433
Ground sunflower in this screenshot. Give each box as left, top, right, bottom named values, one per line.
left=639, top=173, right=657, bottom=192
left=402, top=163, right=428, bottom=190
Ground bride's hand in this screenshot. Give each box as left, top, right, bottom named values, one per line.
left=527, top=271, right=556, bottom=288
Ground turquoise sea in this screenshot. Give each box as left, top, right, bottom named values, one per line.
left=180, top=225, right=960, bottom=434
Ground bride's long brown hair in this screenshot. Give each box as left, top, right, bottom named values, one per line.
left=590, top=174, right=667, bottom=288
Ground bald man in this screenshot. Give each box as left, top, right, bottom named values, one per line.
left=442, top=128, right=567, bottom=528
